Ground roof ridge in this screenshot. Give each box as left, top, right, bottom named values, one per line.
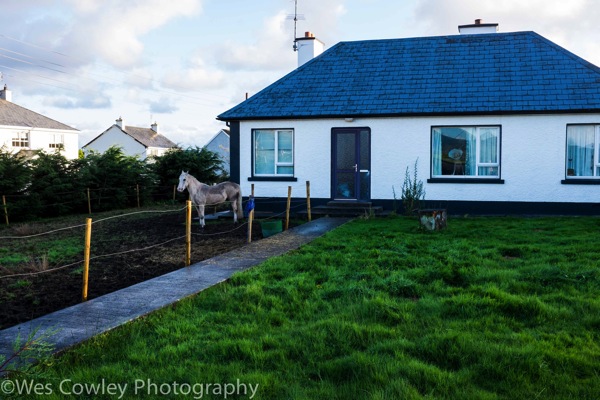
left=335, top=30, right=536, bottom=45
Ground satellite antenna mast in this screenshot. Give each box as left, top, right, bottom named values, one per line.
left=287, top=0, right=305, bottom=51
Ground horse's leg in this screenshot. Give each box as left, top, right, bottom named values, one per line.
left=197, top=204, right=205, bottom=229
left=231, top=198, right=238, bottom=224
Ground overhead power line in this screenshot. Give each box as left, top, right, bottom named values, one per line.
left=0, top=33, right=232, bottom=107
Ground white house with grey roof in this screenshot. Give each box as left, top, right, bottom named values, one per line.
left=0, top=85, right=79, bottom=159
left=83, top=117, right=178, bottom=159
left=218, top=22, right=600, bottom=215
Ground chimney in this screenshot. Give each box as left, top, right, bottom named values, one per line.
left=458, top=19, right=499, bottom=34
left=151, top=122, right=158, bottom=133
left=116, top=117, right=124, bottom=129
left=296, top=31, right=325, bottom=68
left=0, top=85, right=12, bottom=102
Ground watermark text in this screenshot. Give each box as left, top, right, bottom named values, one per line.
left=1, top=378, right=259, bottom=399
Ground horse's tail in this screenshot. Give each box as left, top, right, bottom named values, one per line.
left=236, top=186, right=244, bottom=220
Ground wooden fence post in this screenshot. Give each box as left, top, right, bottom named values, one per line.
left=186, top=200, right=192, bottom=266
left=173, top=185, right=176, bottom=204
left=82, top=217, right=92, bottom=302
left=2, top=195, right=8, bottom=226
left=285, top=186, right=292, bottom=230
left=87, top=188, right=92, bottom=215
left=306, top=181, right=311, bottom=222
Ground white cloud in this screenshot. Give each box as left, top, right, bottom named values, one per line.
left=214, top=11, right=294, bottom=71
left=413, top=0, right=600, bottom=64
left=296, top=0, right=347, bottom=46
left=43, top=94, right=111, bottom=109
left=149, top=96, right=179, bottom=114
left=125, top=68, right=156, bottom=89
left=60, top=0, right=203, bottom=68
left=161, top=55, right=225, bottom=91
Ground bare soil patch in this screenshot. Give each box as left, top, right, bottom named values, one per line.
left=0, top=212, right=268, bottom=330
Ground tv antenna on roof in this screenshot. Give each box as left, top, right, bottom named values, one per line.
left=287, top=0, right=305, bottom=51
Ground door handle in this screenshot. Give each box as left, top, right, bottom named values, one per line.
left=354, top=164, right=358, bottom=172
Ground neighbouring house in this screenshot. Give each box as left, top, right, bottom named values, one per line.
left=204, top=128, right=230, bottom=175
left=83, top=117, right=177, bottom=159
left=218, top=22, right=600, bottom=215
left=0, top=85, right=79, bottom=159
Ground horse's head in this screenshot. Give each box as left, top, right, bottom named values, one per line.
left=177, top=171, right=189, bottom=192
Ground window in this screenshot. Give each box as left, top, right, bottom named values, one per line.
left=49, top=134, right=64, bottom=149
left=253, top=129, right=294, bottom=176
left=431, top=126, right=500, bottom=178
left=566, top=125, right=600, bottom=178
left=12, top=131, right=29, bottom=147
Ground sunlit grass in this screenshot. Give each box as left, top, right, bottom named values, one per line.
left=20, top=216, right=600, bottom=399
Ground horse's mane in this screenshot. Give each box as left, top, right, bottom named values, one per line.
left=186, top=173, right=204, bottom=187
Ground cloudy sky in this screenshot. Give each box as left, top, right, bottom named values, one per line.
left=2, top=0, right=599, bottom=147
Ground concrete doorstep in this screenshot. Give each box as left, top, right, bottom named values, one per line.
left=0, top=217, right=350, bottom=367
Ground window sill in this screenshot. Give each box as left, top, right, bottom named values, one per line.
left=561, top=179, right=600, bottom=185
left=427, top=178, right=504, bottom=184
left=248, top=176, right=298, bottom=182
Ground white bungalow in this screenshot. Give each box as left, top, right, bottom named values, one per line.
left=217, top=22, right=600, bottom=215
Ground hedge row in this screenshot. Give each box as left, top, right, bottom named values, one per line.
left=0, top=145, right=226, bottom=223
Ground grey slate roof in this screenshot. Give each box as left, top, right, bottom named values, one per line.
left=218, top=31, right=600, bottom=121
left=123, top=126, right=177, bottom=148
left=0, top=99, right=78, bottom=130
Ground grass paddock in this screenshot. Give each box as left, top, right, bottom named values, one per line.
left=11, top=216, right=600, bottom=399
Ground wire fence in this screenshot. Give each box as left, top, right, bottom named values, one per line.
left=1, top=180, right=317, bottom=226
left=1, top=184, right=189, bottom=225
left=0, top=182, right=313, bottom=286
left=0, top=182, right=312, bottom=332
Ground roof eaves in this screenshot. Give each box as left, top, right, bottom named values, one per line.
left=218, top=107, right=600, bottom=122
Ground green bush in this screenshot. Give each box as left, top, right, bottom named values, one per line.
left=0, top=145, right=226, bottom=222
left=27, top=150, right=80, bottom=217
left=74, top=146, right=156, bottom=212
left=151, top=146, right=226, bottom=190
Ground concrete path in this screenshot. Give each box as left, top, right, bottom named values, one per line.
left=0, top=217, right=349, bottom=364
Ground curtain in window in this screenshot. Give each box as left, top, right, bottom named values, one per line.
left=432, top=129, right=442, bottom=176
left=277, top=131, right=293, bottom=163
left=464, top=128, right=476, bottom=175
left=255, top=131, right=275, bottom=174
left=567, top=125, right=595, bottom=177
left=478, top=128, right=498, bottom=176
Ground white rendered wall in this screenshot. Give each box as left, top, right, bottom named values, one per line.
left=239, top=114, right=600, bottom=204
left=84, top=127, right=146, bottom=159
left=0, top=125, right=79, bottom=160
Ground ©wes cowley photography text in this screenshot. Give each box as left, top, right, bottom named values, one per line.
left=1, top=377, right=259, bottom=399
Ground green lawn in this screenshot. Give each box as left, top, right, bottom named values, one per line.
left=9, top=216, right=600, bottom=399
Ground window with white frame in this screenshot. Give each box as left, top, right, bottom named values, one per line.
left=431, top=126, right=500, bottom=178
left=566, top=125, right=600, bottom=178
left=253, top=129, right=294, bottom=176
left=48, top=134, right=64, bottom=149
left=12, top=131, right=29, bottom=148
